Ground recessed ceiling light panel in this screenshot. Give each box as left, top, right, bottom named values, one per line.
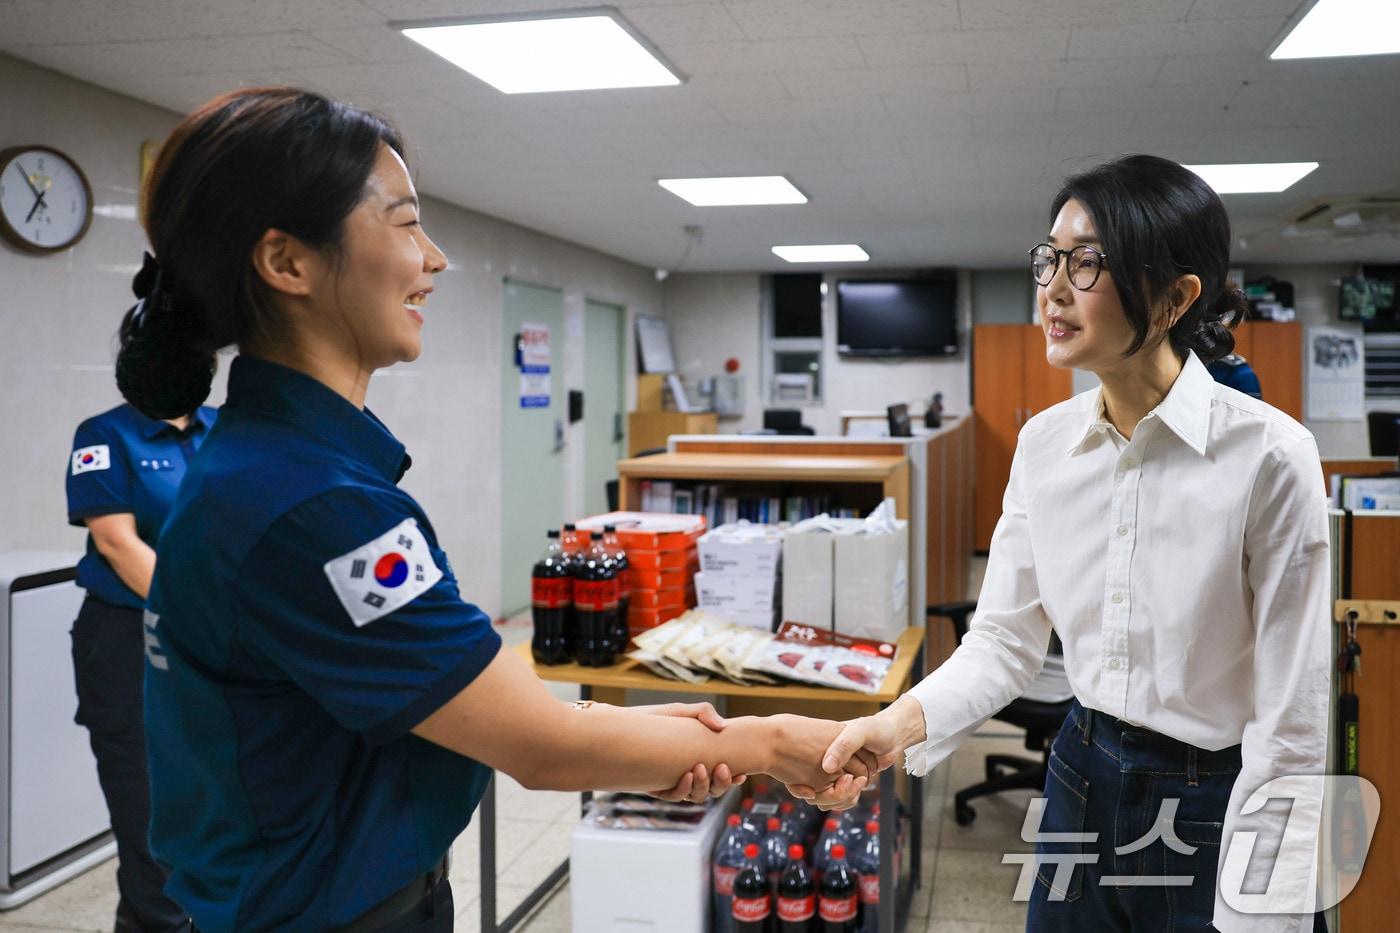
left=1272, top=0, right=1400, bottom=60
left=400, top=12, right=682, bottom=94
left=1183, top=162, right=1320, bottom=194
left=658, top=176, right=808, bottom=206
left=772, top=244, right=870, bottom=263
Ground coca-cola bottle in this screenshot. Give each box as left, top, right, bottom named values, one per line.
left=761, top=817, right=792, bottom=897
left=818, top=844, right=859, bottom=932
left=812, top=819, right=842, bottom=885
left=731, top=843, right=772, bottom=932
left=776, top=843, right=816, bottom=933
left=530, top=530, right=572, bottom=665
left=560, top=522, right=584, bottom=649
left=572, top=534, right=619, bottom=666
left=713, top=813, right=754, bottom=933
left=851, top=821, right=880, bottom=933
left=602, top=524, right=631, bottom=650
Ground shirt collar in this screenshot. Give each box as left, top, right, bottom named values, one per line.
left=224, top=355, right=411, bottom=483
left=137, top=404, right=214, bottom=440
left=1065, top=351, right=1213, bottom=457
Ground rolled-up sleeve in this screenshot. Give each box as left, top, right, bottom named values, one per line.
left=904, top=437, right=1053, bottom=777
left=1214, top=434, right=1331, bottom=933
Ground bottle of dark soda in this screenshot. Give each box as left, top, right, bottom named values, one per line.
left=530, top=530, right=572, bottom=665
left=731, top=843, right=772, bottom=932
left=777, top=843, right=816, bottom=933
left=560, top=523, right=584, bottom=652
left=852, top=821, right=880, bottom=933
left=818, top=844, right=859, bottom=932
left=572, top=533, right=619, bottom=666
left=713, top=814, right=752, bottom=933
left=762, top=817, right=792, bottom=897
left=812, top=818, right=842, bottom=885
left=602, top=524, right=631, bottom=651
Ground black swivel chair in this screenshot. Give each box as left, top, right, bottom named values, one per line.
left=927, top=601, right=1074, bottom=826
left=1367, top=411, right=1400, bottom=457
left=763, top=409, right=816, bottom=436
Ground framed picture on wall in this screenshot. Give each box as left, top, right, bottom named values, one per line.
left=636, top=315, right=676, bottom=373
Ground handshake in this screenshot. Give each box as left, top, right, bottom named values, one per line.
left=646, top=694, right=928, bottom=810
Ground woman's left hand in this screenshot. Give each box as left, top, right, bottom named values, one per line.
left=633, top=702, right=747, bottom=803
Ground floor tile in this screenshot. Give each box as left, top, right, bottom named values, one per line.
left=925, top=919, right=1025, bottom=933
left=927, top=848, right=1030, bottom=927
left=0, top=861, right=117, bottom=932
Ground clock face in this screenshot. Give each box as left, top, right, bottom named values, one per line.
left=0, top=146, right=93, bottom=252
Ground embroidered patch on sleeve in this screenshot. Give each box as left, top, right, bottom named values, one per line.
left=71, top=444, right=111, bottom=475
left=323, top=518, right=443, bottom=627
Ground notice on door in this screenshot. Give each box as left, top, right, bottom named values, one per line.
left=520, top=321, right=551, bottom=409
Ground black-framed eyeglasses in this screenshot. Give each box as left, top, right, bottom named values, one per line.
left=1029, top=243, right=1109, bottom=291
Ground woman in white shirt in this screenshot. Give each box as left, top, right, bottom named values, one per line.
left=796, top=154, right=1330, bottom=933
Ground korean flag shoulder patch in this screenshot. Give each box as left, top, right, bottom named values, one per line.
left=323, top=518, right=443, bottom=627
left=71, top=444, right=111, bottom=475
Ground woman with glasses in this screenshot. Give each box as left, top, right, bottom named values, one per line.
left=796, top=154, right=1330, bottom=932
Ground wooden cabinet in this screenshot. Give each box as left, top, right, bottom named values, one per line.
left=1233, top=321, right=1302, bottom=421
left=626, top=411, right=717, bottom=456
left=972, top=324, right=1073, bottom=552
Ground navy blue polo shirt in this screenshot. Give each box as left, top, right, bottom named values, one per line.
left=144, top=356, right=501, bottom=932
left=65, top=404, right=216, bottom=608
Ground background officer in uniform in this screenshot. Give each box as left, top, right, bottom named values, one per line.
left=66, top=354, right=213, bottom=932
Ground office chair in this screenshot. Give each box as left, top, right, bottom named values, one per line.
left=927, top=601, right=1074, bottom=826
left=762, top=408, right=816, bottom=436
left=1367, top=411, right=1400, bottom=457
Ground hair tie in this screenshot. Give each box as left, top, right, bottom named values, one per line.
left=131, top=251, right=166, bottom=301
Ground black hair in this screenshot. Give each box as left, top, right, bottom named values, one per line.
left=1049, top=154, right=1249, bottom=365
left=115, top=87, right=404, bottom=418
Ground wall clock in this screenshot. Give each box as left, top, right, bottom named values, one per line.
left=0, top=145, right=94, bottom=254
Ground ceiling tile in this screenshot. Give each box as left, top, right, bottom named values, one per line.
left=724, top=0, right=960, bottom=38
left=961, top=0, right=1194, bottom=29
left=859, top=28, right=1071, bottom=67
left=968, top=57, right=1162, bottom=91
left=1068, top=15, right=1286, bottom=58
left=667, top=35, right=868, bottom=73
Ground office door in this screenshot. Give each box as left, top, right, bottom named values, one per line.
left=583, top=300, right=626, bottom=518
left=500, top=280, right=565, bottom=617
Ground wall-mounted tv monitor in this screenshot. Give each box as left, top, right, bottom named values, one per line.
left=836, top=277, right=959, bottom=357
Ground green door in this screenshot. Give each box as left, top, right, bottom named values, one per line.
left=583, top=300, right=626, bottom=517
left=500, top=280, right=566, bottom=617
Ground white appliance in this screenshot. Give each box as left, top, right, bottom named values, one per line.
left=0, top=552, right=115, bottom=908
left=571, top=788, right=738, bottom=932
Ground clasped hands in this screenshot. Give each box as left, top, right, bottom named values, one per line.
left=642, top=694, right=926, bottom=810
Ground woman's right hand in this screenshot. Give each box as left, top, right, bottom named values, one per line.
left=765, top=714, right=877, bottom=800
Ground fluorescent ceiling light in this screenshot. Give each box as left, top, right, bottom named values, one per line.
left=658, top=176, right=808, bottom=207
left=1272, top=0, right=1400, bottom=59
left=400, top=13, right=681, bottom=94
left=1183, top=162, right=1319, bottom=194
left=772, top=244, right=870, bottom=263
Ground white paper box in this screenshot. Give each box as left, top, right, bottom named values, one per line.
left=694, top=571, right=778, bottom=613
left=834, top=521, right=909, bottom=642
left=698, top=524, right=783, bottom=576
left=571, top=788, right=739, bottom=933
left=781, top=519, right=865, bottom=630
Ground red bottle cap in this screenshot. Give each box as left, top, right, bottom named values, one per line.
left=866, top=821, right=879, bottom=833
left=780, top=801, right=794, bottom=814
left=831, top=844, right=846, bottom=859
left=728, top=815, right=741, bottom=827
left=744, top=843, right=760, bottom=858
left=825, top=818, right=839, bottom=831
left=789, top=844, right=805, bottom=860
left=767, top=817, right=781, bottom=831
left=743, top=799, right=754, bottom=811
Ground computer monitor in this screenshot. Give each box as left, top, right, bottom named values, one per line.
left=886, top=403, right=912, bottom=437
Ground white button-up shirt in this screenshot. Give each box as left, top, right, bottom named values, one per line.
left=906, top=351, right=1331, bottom=932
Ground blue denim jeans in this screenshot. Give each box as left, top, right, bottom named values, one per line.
left=1026, top=699, right=1244, bottom=932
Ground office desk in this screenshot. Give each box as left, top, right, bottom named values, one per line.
left=479, top=627, right=927, bottom=933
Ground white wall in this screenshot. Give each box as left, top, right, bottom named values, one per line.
left=0, top=52, right=661, bottom=619
left=662, top=269, right=975, bottom=437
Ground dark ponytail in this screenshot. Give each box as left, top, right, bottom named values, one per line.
left=1050, top=154, right=1243, bottom=365
left=115, top=87, right=403, bottom=418
left=115, top=253, right=216, bottom=418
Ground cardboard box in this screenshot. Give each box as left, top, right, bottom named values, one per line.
left=571, top=789, right=738, bottom=933
left=780, top=518, right=865, bottom=630
left=697, top=523, right=783, bottom=577
left=694, top=571, right=778, bottom=614
left=834, top=520, right=909, bottom=642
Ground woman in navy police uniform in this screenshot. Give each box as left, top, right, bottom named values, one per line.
left=117, top=88, right=872, bottom=933
left=65, top=387, right=212, bottom=932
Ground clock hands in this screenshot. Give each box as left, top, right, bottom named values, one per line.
left=13, top=160, right=50, bottom=224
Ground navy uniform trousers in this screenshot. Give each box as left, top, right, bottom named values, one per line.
left=71, top=596, right=190, bottom=932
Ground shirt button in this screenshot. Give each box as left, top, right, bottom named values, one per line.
left=1112, top=593, right=1124, bottom=604
left=1117, top=524, right=1129, bottom=536
left=1121, top=458, right=1136, bottom=469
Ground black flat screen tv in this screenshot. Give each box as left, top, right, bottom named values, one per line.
left=836, top=278, right=959, bottom=357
